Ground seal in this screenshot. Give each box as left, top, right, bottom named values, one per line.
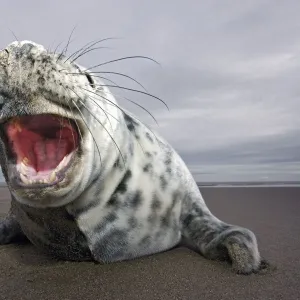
left=0, top=40, right=267, bottom=274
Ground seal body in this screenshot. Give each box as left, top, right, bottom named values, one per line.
left=0, top=41, right=265, bottom=274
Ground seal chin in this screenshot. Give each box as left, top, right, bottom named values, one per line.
left=3, top=114, right=80, bottom=189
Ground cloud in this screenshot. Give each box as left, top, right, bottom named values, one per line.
left=0, top=0, right=299, bottom=181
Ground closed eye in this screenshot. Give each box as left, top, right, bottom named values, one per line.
left=85, top=72, right=95, bottom=88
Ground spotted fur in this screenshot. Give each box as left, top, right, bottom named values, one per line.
left=0, top=41, right=267, bottom=274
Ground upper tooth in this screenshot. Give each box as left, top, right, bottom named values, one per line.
left=20, top=161, right=28, bottom=173
left=22, top=157, right=29, bottom=165
left=12, top=118, right=22, bottom=132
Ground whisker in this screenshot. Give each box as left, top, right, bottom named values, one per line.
left=91, top=71, right=148, bottom=92
left=53, top=41, right=64, bottom=55
left=83, top=75, right=157, bottom=125
left=66, top=71, right=148, bottom=92
left=66, top=72, right=158, bottom=124
left=47, top=39, right=57, bottom=53
left=56, top=105, right=64, bottom=149
left=65, top=37, right=119, bottom=63
left=78, top=86, right=129, bottom=116
left=84, top=93, right=117, bottom=129
left=64, top=25, right=78, bottom=55
left=79, top=86, right=160, bottom=141
left=87, top=84, right=169, bottom=110
left=123, top=97, right=159, bottom=125
left=8, top=28, right=19, bottom=42
left=69, top=87, right=125, bottom=165
left=62, top=87, right=84, bottom=142
left=69, top=46, right=112, bottom=64
left=67, top=88, right=103, bottom=166
left=85, top=56, right=161, bottom=71
left=57, top=25, right=77, bottom=62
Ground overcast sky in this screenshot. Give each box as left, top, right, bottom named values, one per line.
left=1, top=0, right=299, bottom=182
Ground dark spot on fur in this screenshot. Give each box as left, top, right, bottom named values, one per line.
left=115, top=170, right=132, bottom=194
left=182, top=214, right=194, bottom=228
left=161, top=213, right=171, bottom=227
left=123, top=113, right=139, bottom=132
left=160, top=175, right=168, bottom=190
left=127, top=191, right=143, bottom=209
left=147, top=214, right=156, bottom=224
left=129, top=142, right=134, bottom=156
left=92, top=229, right=129, bottom=262
left=113, top=157, right=121, bottom=168
left=107, top=195, right=119, bottom=207
left=145, top=151, right=152, bottom=158
left=128, top=217, right=138, bottom=229
left=139, top=235, right=151, bottom=248
left=94, top=213, right=118, bottom=233
left=166, top=167, right=172, bottom=174
left=38, top=77, right=45, bottom=86
left=143, top=163, right=152, bottom=173
left=145, top=132, right=154, bottom=143
left=151, top=194, right=162, bottom=211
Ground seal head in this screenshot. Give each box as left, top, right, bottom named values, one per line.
left=0, top=41, right=120, bottom=207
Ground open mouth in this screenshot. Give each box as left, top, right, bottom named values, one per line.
left=4, top=114, right=79, bottom=187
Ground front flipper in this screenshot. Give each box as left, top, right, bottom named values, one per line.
left=0, top=214, right=27, bottom=244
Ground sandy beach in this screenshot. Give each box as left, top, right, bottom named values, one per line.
left=0, top=186, right=299, bottom=300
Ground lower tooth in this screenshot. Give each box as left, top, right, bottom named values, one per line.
left=20, top=173, right=30, bottom=184
left=49, top=172, right=56, bottom=183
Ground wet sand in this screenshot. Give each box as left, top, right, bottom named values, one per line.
left=0, top=186, right=299, bottom=300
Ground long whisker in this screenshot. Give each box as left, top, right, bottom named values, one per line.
left=91, top=72, right=148, bottom=92
left=65, top=37, right=119, bottom=63
left=67, top=88, right=103, bottom=166
left=66, top=71, right=148, bottom=92
left=84, top=93, right=117, bottom=128
left=84, top=84, right=169, bottom=110
left=57, top=25, right=77, bottom=62
left=78, top=86, right=128, bottom=116
left=79, top=86, right=160, bottom=140
left=64, top=25, right=78, bottom=55
left=69, top=46, right=112, bottom=64
left=123, top=97, right=159, bottom=126
left=8, top=28, right=19, bottom=42
left=83, top=75, right=157, bottom=125
left=53, top=41, right=64, bottom=55
left=62, top=87, right=84, bottom=142
left=73, top=91, right=125, bottom=165
left=85, top=56, right=160, bottom=71
left=77, top=97, right=125, bottom=165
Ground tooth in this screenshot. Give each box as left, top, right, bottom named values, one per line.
left=22, top=157, right=29, bottom=165
left=20, top=162, right=27, bottom=174
left=49, top=171, right=56, bottom=183
left=57, top=156, right=67, bottom=170
left=20, top=173, right=30, bottom=184
left=12, top=118, right=22, bottom=132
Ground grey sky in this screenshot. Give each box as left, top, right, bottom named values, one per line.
left=1, top=0, right=299, bottom=182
